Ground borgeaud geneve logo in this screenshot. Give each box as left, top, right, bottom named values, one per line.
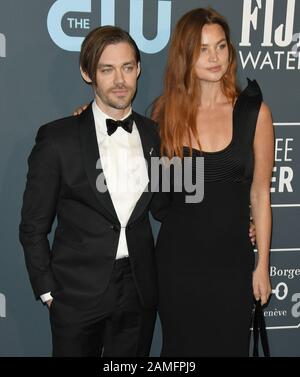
left=47, top=0, right=171, bottom=53
left=265, top=265, right=300, bottom=329
left=0, top=32, right=6, bottom=58
left=239, top=0, right=300, bottom=70
left=0, top=293, right=6, bottom=318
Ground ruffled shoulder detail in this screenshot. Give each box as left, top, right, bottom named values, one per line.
left=243, top=78, right=263, bottom=101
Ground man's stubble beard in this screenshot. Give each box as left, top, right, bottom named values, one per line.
left=96, top=85, right=136, bottom=111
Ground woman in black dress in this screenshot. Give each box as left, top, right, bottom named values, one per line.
left=152, top=8, right=273, bottom=356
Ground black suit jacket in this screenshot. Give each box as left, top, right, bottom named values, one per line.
left=19, top=104, right=169, bottom=309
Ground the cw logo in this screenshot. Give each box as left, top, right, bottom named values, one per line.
left=0, top=293, right=6, bottom=318
left=240, top=0, right=299, bottom=47
left=0, top=33, right=6, bottom=58
left=47, top=0, right=171, bottom=53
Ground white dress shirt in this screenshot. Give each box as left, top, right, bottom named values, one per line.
left=92, top=101, right=149, bottom=258
left=40, top=101, right=149, bottom=303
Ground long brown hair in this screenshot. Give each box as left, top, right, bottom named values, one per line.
left=152, top=7, right=240, bottom=158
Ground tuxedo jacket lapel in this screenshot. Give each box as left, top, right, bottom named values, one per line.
left=128, top=112, right=158, bottom=225
left=79, top=106, right=157, bottom=226
left=78, top=104, right=119, bottom=224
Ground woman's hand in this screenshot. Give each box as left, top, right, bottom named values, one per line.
left=73, top=103, right=89, bottom=116
left=249, top=220, right=256, bottom=246
left=252, top=265, right=272, bottom=305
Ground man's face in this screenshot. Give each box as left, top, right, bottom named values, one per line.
left=91, top=42, right=140, bottom=114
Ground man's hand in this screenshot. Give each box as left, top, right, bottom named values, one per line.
left=46, top=299, right=53, bottom=308
left=73, top=104, right=89, bottom=116
left=249, top=219, right=256, bottom=246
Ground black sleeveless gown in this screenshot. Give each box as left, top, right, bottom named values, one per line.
left=155, top=79, right=263, bottom=357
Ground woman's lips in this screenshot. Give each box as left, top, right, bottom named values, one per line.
left=208, top=66, right=221, bottom=72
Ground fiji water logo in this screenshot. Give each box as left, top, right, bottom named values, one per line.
left=47, top=0, right=171, bottom=53
left=239, top=0, right=300, bottom=70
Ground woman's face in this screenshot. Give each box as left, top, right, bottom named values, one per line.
left=194, top=23, right=230, bottom=82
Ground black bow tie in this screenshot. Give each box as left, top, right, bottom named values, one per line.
left=106, top=115, right=133, bottom=136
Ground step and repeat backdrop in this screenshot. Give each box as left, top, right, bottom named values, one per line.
left=0, top=0, right=299, bottom=356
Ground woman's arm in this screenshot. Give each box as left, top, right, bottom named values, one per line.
left=250, top=101, right=274, bottom=305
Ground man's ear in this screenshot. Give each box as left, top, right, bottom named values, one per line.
left=136, top=62, right=141, bottom=78
left=80, top=66, right=92, bottom=84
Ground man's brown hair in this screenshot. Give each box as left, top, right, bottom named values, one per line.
left=80, top=25, right=140, bottom=84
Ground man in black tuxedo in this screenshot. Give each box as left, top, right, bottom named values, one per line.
left=19, top=26, right=165, bottom=357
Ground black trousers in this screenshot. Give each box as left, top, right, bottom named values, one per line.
left=49, top=258, right=156, bottom=357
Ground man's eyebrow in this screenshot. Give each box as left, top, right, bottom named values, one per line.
left=201, top=38, right=227, bottom=46
left=97, top=63, right=113, bottom=68
left=97, top=60, right=136, bottom=68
